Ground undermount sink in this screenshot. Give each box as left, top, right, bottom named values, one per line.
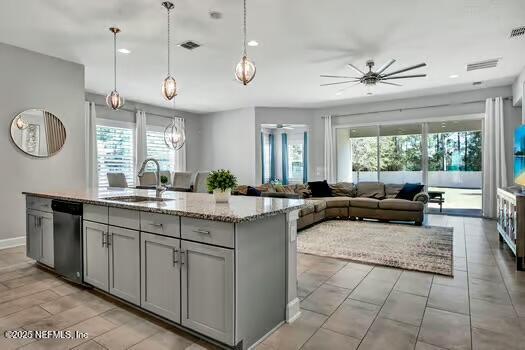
left=103, top=196, right=173, bottom=203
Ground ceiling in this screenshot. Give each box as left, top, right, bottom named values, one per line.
left=0, top=0, right=524, bottom=113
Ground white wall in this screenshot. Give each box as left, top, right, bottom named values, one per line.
left=85, top=92, right=204, bottom=172
left=512, top=67, right=525, bottom=108
left=0, top=43, right=85, bottom=240
left=199, top=108, right=256, bottom=185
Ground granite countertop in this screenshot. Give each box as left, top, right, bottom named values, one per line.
left=23, top=188, right=307, bottom=223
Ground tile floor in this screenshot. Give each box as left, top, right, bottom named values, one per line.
left=0, top=215, right=524, bottom=349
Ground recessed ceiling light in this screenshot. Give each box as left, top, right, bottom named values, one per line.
left=247, top=40, right=259, bottom=47
left=449, top=74, right=459, bottom=79
left=118, top=48, right=131, bottom=54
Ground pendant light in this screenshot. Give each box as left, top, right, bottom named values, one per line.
left=161, top=1, right=177, bottom=100
left=164, top=101, right=186, bottom=150
left=106, top=27, right=125, bottom=110
left=235, top=0, right=256, bottom=85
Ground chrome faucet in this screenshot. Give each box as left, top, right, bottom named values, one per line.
left=137, top=158, right=166, bottom=198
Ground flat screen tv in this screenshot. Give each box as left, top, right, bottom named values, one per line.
left=515, top=125, right=525, bottom=186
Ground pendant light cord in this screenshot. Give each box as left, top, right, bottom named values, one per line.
left=167, top=6, right=171, bottom=76
left=243, top=0, right=247, bottom=56
left=113, top=31, right=117, bottom=90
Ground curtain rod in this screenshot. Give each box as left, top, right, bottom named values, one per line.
left=322, top=96, right=512, bottom=118
left=92, top=103, right=183, bottom=120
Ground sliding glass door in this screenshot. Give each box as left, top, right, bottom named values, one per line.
left=379, top=124, right=422, bottom=184
left=335, top=117, right=483, bottom=216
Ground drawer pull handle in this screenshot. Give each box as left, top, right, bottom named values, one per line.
left=151, top=223, right=163, bottom=227
left=193, top=229, right=210, bottom=235
left=172, top=248, right=179, bottom=266
left=180, top=250, right=186, bottom=265
left=102, top=232, right=106, bottom=247
left=106, top=233, right=112, bottom=247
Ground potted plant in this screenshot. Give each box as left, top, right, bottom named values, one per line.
left=160, top=175, right=169, bottom=186
left=206, top=169, right=238, bottom=203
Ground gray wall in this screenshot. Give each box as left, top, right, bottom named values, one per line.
left=0, top=43, right=85, bottom=240
left=199, top=108, right=256, bottom=185
left=85, top=92, right=204, bottom=172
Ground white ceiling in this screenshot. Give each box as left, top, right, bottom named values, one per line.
left=0, top=0, right=524, bottom=113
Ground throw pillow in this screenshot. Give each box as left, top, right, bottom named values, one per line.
left=246, top=186, right=261, bottom=197
left=308, top=180, right=333, bottom=198
left=396, top=183, right=425, bottom=201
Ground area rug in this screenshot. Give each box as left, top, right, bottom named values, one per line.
left=297, top=220, right=453, bottom=276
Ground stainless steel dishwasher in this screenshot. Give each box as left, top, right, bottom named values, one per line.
left=52, top=200, right=83, bottom=284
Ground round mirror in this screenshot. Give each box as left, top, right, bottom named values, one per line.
left=10, top=109, right=66, bottom=157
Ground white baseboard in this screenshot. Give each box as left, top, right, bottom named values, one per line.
left=0, top=236, right=26, bottom=250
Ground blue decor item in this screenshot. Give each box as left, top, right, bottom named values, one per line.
left=260, top=132, right=266, bottom=183
left=269, top=134, right=276, bottom=181
left=282, top=133, right=289, bottom=185
left=303, top=132, right=308, bottom=184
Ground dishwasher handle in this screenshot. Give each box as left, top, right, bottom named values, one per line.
left=51, top=200, right=83, bottom=216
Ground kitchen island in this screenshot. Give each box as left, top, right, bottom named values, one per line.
left=23, top=188, right=306, bottom=350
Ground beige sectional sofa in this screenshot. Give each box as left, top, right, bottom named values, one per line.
left=297, top=182, right=428, bottom=229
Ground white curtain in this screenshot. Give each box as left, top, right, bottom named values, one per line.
left=174, top=117, right=187, bottom=171
left=135, top=110, right=147, bottom=183
left=324, top=115, right=335, bottom=182
left=84, top=101, right=98, bottom=190
left=482, top=97, right=507, bottom=218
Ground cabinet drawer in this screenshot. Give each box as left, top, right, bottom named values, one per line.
left=26, top=196, right=52, bottom=213
left=141, top=212, right=180, bottom=237
left=109, top=207, right=140, bottom=230
left=181, top=217, right=234, bottom=248
left=84, top=204, right=109, bottom=224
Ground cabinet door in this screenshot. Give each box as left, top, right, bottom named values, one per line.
left=26, top=210, right=42, bottom=261
left=39, top=213, right=54, bottom=267
left=181, top=241, right=234, bottom=345
left=83, top=221, right=109, bottom=291
left=140, top=232, right=180, bottom=322
left=108, top=226, right=140, bottom=305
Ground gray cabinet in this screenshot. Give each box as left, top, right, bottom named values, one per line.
left=108, top=226, right=140, bottom=305
left=83, top=221, right=109, bottom=291
left=181, top=240, right=234, bottom=345
left=141, top=232, right=181, bottom=322
left=26, top=209, right=53, bottom=267
left=26, top=209, right=42, bottom=261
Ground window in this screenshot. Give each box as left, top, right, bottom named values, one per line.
left=96, top=120, right=135, bottom=187
left=262, top=133, right=272, bottom=183
left=287, top=133, right=305, bottom=184
left=146, top=126, right=176, bottom=172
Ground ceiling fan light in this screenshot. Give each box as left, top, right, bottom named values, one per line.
left=162, top=76, right=177, bottom=100
left=235, top=56, right=256, bottom=85
left=106, top=90, right=124, bottom=110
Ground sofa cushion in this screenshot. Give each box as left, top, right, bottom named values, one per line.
left=396, top=183, right=425, bottom=201
left=246, top=186, right=261, bottom=196
left=308, top=180, right=333, bottom=198
left=294, top=184, right=312, bottom=198
left=379, top=198, right=424, bottom=211
left=349, top=198, right=380, bottom=209
left=300, top=203, right=315, bottom=216
left=385, top=184, right=404, bottom=199
left=330, top=182, right=355, bottom=197
left=323, top=197, right=352, bottom=208
left=356, top=182, right=385, bottom=199
left=306, top=199, right=327, bottom=212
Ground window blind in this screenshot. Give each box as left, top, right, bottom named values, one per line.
left=146, top=129, right=176, bottom=172
left=96, top=125, right=135, bottom=187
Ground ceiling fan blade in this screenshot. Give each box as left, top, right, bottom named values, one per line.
left=383, top=74, right=426, bottom=80
left=376, top=59, right=396, bottom=74
left=282, top=127, right=294, bottom=130
left=320, top=75, right=360, bottom=79
left=336, top=82, right=362, bottom=94
left=320, top=80, right=360, bottom=86
left=347, top=63, right=365, bottom=76
left=382, top=63, right=427, bottom=78
left=380, top=81, right=403, bottom=86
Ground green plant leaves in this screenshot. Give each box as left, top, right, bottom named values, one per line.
left=206, top=169, right=238, bottom=192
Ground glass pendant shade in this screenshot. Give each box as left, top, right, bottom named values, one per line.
left=162, top=75, right=177, bottom=100
left=164, top=119, right=185, bottom=150
left=235, top=56, right=256, bottom=85
left=106, top=90, right=124, bottom=110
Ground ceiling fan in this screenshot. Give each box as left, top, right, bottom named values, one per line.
left=320, top=59, right=427, bottom=94
left=265, top=124, right=294, bottom=130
